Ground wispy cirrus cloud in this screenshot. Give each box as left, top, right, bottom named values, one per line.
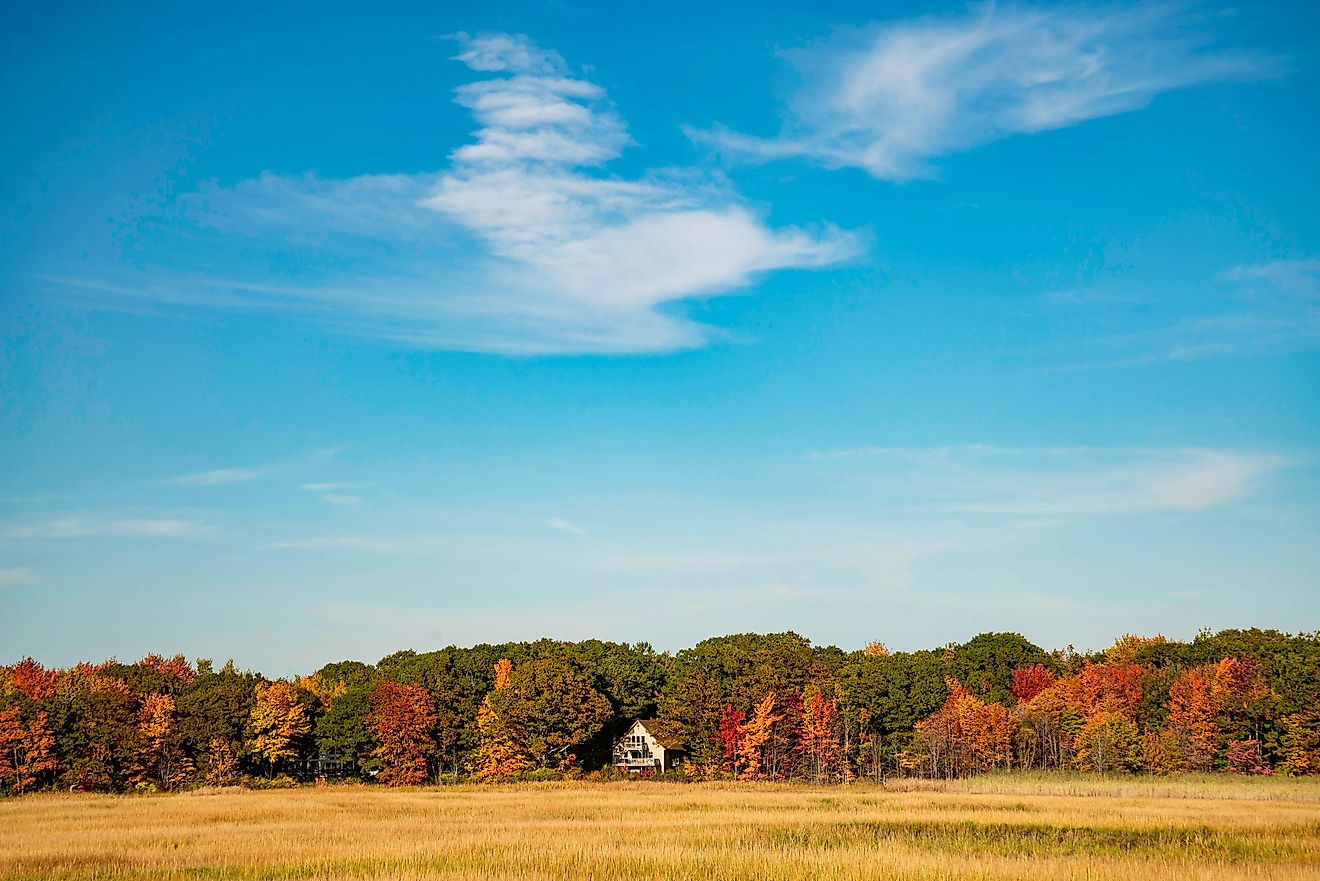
left=806, top=445, right=1289, bottom=518
left=318, top=493, right=363, bottom=507
left=1227, top=258, right=1320, bottom=299
left=167, top=447, right=345, bottom=488
left=46, top=32, right=857, bottom=355
left=297, top=482, right=363, bottom=506
left=548, top=517, right=587, bottom=535
left=695, top=3, right=1274, bottom=180
left=0, top=567, right=32, bottom=585
left=1050, top=258, right=1320, bottom=369
left=266, top=535, right=439, bottom=554
left=1, top=514, right=202, bottom=540
left=171, top=466, right=271, bottom=487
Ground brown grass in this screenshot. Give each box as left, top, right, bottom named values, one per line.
left=2, top=774, right=1319, bottom=880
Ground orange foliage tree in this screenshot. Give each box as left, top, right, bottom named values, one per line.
left=138, top=654, right=197, bottom=688
left=1148, top=658, right=1273, bottom=774
left=1155, top=665, right=1221, bottom=772
left=366, top=680, right=438, bottom=786
left=2, top=658, right=57, bottom=701
left=738, top=692, right=781, bottom=780
left=0, top=707, right=57, bottom=794
left=913, top=679, right=1015, bottom=777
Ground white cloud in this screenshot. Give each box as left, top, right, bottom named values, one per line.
left=296, top=483, right=362, bottom=506
left=51, top=33, right=857, bottom=355
left=448, top=31, right=568, bottom=76
left=167, top=447, right=346, bottom=488
left=267, top=535, right=436, bottom=553
left=2, top=515, right=201, bottom=540
left=697, top=4, right=1273, bottom=180
left=1227, top=259, right=1320, bottom=298
left=548, top=517, right=587, bottom=535
left=807, top=445, right=1289, bottom=518
left=171, top=467, right=270, bottom=486
left=0, top=567, right=32, bottom=585
left=1052, top=258, right=1320, bottom=369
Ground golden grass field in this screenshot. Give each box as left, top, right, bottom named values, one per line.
left=3, top=774, right=1320, bottom=881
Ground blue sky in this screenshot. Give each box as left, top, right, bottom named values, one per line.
left=2, top=1, right=1317, bottom=674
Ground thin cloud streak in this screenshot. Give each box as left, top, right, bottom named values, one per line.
left=1, top=515, right=202, bottom=540
left=806, top=445, right=1290, bottom=518
left=266, top=535, right=438, bottom=553
left=319, top=494, right=363, bottom=507
left=548, top=517, right=588, bottom=535
left=166, top=447, right=346, bottom=488
left=171, top=467, right=270, bottom=486
left=1049, top=258, right=1320, bottom=370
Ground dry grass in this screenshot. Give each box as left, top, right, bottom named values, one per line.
left=3, top=775, right=1319, bottom=880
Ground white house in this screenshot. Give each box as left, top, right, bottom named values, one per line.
left=612, top=719, right=685, bottom=774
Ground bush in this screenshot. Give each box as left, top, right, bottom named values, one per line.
left=654, top=769, right=690, bottom=783
left=519, top=768, right=563, bottom=783
left=248, top=775, right=300, bottom=790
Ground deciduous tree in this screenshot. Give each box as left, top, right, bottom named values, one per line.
left=0, top=707, right=56, bottom=794
left=246, top=681, right=310, bottom=776
left=1010, top=664, right=1056, bottom=704
left=133, top=693, right=192, bottom=790
left=738, top=693, right=781, bottom=780
left=366, top=681, right=437, bottom=786
left=799, top=691, right=841, bottom=784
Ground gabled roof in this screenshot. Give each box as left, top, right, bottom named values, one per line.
left=635, top=719, right=685, bottom=752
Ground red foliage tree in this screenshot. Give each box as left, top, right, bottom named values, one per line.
left=367, top=681, right=438, bottom=786
left=799, top=691, right=841, bottom=784
left=1225, top=739, right=1271, bottom=775
left=715, top=705, right=746, bottom=775
left=1010, top=664, right=1057, bottom=704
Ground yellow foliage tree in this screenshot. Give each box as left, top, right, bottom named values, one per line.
left=246, top=681, right=310, bottom=776
left=1104, top=633, right=1171, bottom=665
left=201, top=738, right=238, bottom=786
left=132, top=693, right=193, bottom=790
left=1073, top=711, right=1141, bottom=772
left=469, top=659, right=531, bottom=781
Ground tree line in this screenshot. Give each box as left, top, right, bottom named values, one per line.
left=2, top=628, right=1318, bottom=793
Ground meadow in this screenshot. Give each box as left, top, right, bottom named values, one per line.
left=3, top=775, right=1320, bottom=881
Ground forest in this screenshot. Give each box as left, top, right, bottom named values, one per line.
left=2, top=628, right=1318, bottom=794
